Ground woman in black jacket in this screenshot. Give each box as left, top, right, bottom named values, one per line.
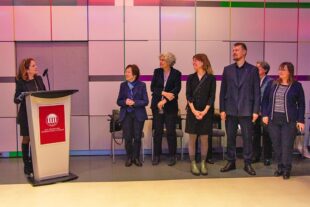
left=151, top=52, right=181, bottom=166
left=14, top=58, right=46, bottom=176
left=262, top=62, right=305, bottom=179
left=186, top=54, right=216, bottom=176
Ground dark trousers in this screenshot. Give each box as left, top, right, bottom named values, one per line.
left=252, top=116, right=272, bottom=160
left=226, top=115, right=253, bottom=164
left=268, top=113, right=297, bottom=172
left=152, top=110, right=177, bottom=157
left=122, top=112, right=145, bottom=159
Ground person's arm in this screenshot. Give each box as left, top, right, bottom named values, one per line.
left=168, top=70, right=182, bottom=98
left=150, top=69, right=163, bottom=96
left=14, top=80, right=24, bottom=104
left=116, top=83, right=127, bottom=107
left=253, top=68, right=260, bottom=115
left=296, top=83, right=305, bottom=124
left=202, top=75, right=216, bottom=116
left=219, top=68, right=227, bottom=113
left=134, top=83, right=149, bottom=107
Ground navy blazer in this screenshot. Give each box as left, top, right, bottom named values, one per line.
left=117, top=80, right=149, bottom=122
left=220, top=62, right=260, bottom=116
left=150, top=67, right=182, bottom=114
left=262, top=81, right=305, bottom=123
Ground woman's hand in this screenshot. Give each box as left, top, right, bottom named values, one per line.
left=157, top=99, right=167, bottom=110
left=162, top=91, right=175, bottom=101
left=126, top=98, right=135, bottom=106
left=297, top=122, right=305, bottom=132
left=262, top=116, right=269, bottom=125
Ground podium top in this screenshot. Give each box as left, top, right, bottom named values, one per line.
left=24, top=90, right=78, bottom=99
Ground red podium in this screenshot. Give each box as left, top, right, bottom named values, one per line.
left=25, top=90, right=78, bottom=186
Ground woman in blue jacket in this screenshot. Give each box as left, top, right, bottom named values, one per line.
left=262, top=62, right=305, bottom=179
left=117, top=65, right=149, bottom=167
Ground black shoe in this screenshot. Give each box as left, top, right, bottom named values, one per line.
left=168, top=156, right=176, bottom=166
left=206, top=159, right=215, bottom=164
left=133, top=158, right=143, bottom=167
left=152, top=156, right=160, bottom=166
left=274, top=169, right=284, bottom=177
left=283, top=172, right=290, bottom=180
left=220, top=162, right=236, bottom=172
left=252, top=157, right=260, bottom=163
left=244, top=164, right=256, bottom=176
left=264, top=159, right=271, bottom=166
left=125, top=158, right=132, bottom=167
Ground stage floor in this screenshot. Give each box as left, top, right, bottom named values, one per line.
left=1, top=176, right=309, bottom=207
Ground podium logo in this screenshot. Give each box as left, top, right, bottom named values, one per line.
left=46, top=113, right=59, bottom=127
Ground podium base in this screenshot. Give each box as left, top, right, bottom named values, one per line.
left=28, top=172, right=78, bottom=187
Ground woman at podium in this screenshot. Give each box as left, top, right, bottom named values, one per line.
left=117, top=64, right=149, bottom=167
left=14, top=58, right=46, bottom=176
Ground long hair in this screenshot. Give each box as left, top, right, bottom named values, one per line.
left=276, top=62, right=295, bottom=85
left=193, top=53, right=213, bottom=75
left=16, top=58, right=35, bottom=81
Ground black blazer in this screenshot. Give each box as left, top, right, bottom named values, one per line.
left=150, top=67, right=182, bottom=114
left=117, top=80, right=149, bottom=122
left=220, top=62, right=260, bottom=116
left=14, top=75, right=46, bottom=124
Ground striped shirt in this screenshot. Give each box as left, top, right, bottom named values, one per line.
left=274, top=84, right=289, bottom=113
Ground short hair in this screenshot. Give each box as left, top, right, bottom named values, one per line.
left=256, top=61, right=270, bottom=75
left=159, top=52, right=176, bottom=67
left=125, top=64, right=140, bottom=81
left=234, top=42, right=247, bottom=51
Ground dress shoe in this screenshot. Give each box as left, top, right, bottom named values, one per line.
left=168, top=156, right=176, bottom=166
left=264, top=159, right=271, bottom=166
left=283, top=171, right=291, bottom=180
left=200, top=160, right=208, bottom=176
left=274, top=170, right=283, bottom=177
left=191, top=161, right=200, bottom=176
left=133, top=158, right=143, bottom=167
left=152, top=156, right=160, bottom=166
left=206, top=159, right=215, bottom=164
left=244, top=164, right=256, bottom=176
left=125, top=158, right=132, bottom=167
left=220, top=162, right=236, bottom=172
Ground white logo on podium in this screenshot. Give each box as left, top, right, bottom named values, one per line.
left=46, top=113, right=59, bottom=127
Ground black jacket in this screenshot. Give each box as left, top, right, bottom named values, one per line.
left=14, top=76, right=46, bottom=124
left=150, top=67, right=181, bottom=114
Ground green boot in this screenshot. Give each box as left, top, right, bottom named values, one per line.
left=191, top=161, right=200, bottom=176
left=200, top=160, right=208, bottom=176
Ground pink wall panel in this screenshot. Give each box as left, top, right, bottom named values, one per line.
left=0, top=118, right=17, bottom=152
left=88, top=6, right=123, bottom=40
left=52, top=6, right=87, bottom=41
left=0, top=6, right=14, bottom=41
left=14, top=6, right=51, bottom=41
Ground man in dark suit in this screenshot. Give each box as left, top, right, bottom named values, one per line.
left=219, top=42, right=260, bottom=175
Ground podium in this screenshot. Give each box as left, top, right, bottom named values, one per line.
left=25, top=90, right=79, bottom=186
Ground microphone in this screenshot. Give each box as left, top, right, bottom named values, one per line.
left=43, top=68, right=48, bottom=77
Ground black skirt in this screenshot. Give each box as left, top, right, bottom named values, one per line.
left=185, top=108, right=213, bottom=136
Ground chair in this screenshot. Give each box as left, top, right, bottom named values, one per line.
left=211, top=113, right=226, bottom=160
left=151, top=114, right=184, bottom=161
left=109, top=109, right=145, bottom=163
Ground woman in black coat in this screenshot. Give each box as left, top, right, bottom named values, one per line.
left=150, top=52, right=181, bottom=166
left=186, top=54, right=216, bottom=176
left=14, top=58, right=46, bottom=176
